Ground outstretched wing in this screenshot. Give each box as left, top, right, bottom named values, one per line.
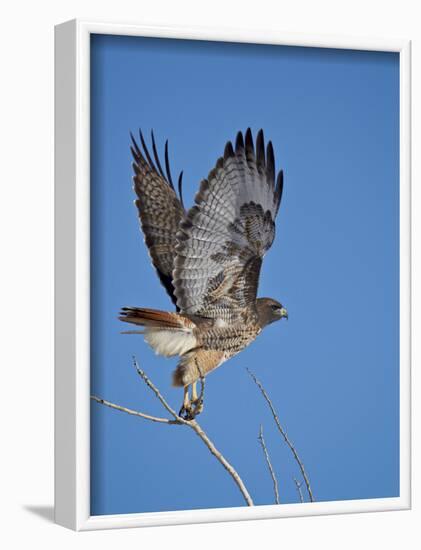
left=131, top=130, right=185, bottom=309
left=173, top=128, right=283, bottom=323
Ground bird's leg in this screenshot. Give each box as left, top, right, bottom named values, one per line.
left=178, top=385, right=194, bottom=420
left=179, top=379, right=205, bottom=420
left=191, top=378, right=205, bottom=417
left=191, top=381, right=198, bottom=403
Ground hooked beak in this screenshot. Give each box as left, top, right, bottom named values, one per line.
left=279, top=307, right=288, bottom=320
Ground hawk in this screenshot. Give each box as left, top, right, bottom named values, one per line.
left=120, top=128, right=288, bottom=419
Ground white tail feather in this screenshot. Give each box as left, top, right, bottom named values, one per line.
left=144, top=328, right=197, bottom=357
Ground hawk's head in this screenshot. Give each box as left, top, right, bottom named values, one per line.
left=256, top=297, right=288, bottom=328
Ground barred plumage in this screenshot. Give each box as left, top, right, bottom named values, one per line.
left=120, top=128, right=288, bottom=419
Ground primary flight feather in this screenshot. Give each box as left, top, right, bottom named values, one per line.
left=120, top=128, right=288, bottom=419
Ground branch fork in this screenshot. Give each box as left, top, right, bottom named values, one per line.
left=92, top=357, right=254, bottom=506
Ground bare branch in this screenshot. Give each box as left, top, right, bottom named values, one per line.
left=293, top=477, right=304, bottom=503
left=90, top=396, right=180, bottom=424
left=92, top=359, right=254, bottom=506
left=132, top=356, right=181, bottom=421
left=258, top=424, right=280, bottom=504
left=247, top=368, right=314, bottom=503
left=188, top=418, right=253, bottom=506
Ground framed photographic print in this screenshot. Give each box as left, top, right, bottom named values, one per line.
left=54, top=19, right=411, bottom=530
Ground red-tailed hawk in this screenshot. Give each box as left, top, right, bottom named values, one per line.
left=120, top=129, right=288, bottom=419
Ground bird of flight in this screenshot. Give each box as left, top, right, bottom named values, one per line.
left=120, top=128, right=288, bottom=420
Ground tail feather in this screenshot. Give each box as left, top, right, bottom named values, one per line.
left=119, top=307, right=197, bottom=357
left=119, top=307, right=193, bottom=329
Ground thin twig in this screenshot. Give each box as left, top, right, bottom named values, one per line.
left=92, top=359, right=254, bottom=506
left=258, top=424, right=280, bottom=504
left=132, top=356, right=180, bottom=420
left=293, top=477, right=304, bottom=503
left=247, top=368, right=314, bottom=502
left=90, top=396, right=180, bottom=424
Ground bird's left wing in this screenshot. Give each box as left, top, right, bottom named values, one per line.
left=131, top=131, right=185, bottom=309
left=173, top=129, right=284, bottom=323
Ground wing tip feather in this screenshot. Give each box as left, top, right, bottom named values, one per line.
left=224, top=141, right=234, bottom=160
left=131, top=128, right=187, bottom=207
left=235, top=131, right=244, bottom=153
left=275, top=169, right=284, bottom=212
left=266, top=141, right=275, bottom=185
left=256, top=129, right=265, bottom=169
left=245, top=127, right=254, bottom=161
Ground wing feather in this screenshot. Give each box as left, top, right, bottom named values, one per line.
left=131, top=130, right=185, bottom=308
left=173, top=129, right=284, bottom=323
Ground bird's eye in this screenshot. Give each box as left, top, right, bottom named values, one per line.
left=271, top=304, right=279, bottom=310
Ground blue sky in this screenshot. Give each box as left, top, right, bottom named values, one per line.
left=90, top=34, right=399, bottom=515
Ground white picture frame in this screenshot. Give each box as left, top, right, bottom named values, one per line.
left=54, top=19, right=411, bottom=531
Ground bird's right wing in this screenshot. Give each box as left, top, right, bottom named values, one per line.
left=131, top=131, right=185, bottom=309
left=173, top=129, right=283, bottom=324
